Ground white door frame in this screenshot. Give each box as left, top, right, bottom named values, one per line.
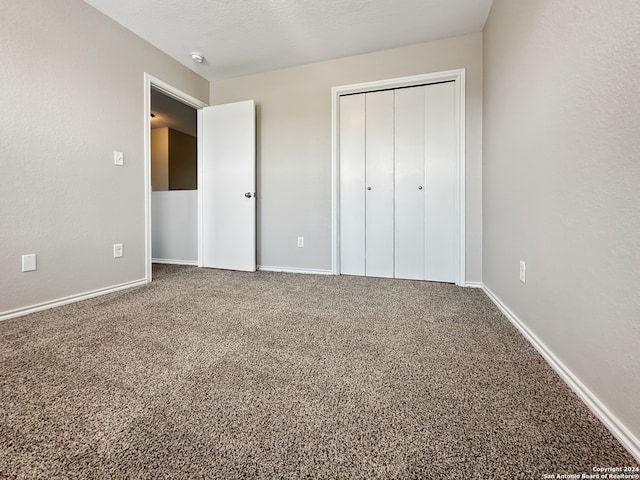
left=143, top=73, right=208, bottom=282
left=330, top=69, right=467, bottom=285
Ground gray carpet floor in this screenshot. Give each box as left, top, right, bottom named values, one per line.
left=0, top=264, right=636, bottom=479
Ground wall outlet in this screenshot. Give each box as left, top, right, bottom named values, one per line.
left=114, top=151, right=124, bottom=166
left=519, top=260, right=526, bottom=283
left=22, top=254, right=37, bottom=272
left=297, top=236, right=304, bottom=248
left=113, top=243, right=123, bottom=258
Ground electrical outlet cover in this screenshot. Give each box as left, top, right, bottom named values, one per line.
left=22, top=254, right=37, bottom=272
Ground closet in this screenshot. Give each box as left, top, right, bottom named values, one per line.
left=339, top=81, right=457, bottom=282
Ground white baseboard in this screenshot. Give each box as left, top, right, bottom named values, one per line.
left=0, top=278, right=148, bottom=322
left=258, top=265, right=334, bottom=275
left=152, top=258, right=198, bottom=266
left=464, top=281, right=483, bottom=288
left=482, top=285, right=640, bottom=463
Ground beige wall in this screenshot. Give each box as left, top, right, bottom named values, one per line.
left=151, top=128, right=197, bottom=191
left=483, top=0, right=640, bottom=442
left=210, top=34, right=483, bottom=279
left=168, top=129, right=197, bottom=191
left=151, top=128, right=169, bottom=191
left=0, top=0, right=208, bottom=315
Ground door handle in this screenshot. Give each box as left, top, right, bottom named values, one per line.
left=244, top=192, right=253, bottom=198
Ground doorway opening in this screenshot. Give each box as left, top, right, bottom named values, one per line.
left=150, top=88, right=198, bottom=267
left=143, top=74, right=208, bottom=282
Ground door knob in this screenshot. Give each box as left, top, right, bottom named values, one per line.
left=418, top=186, right=423, bottom=190
left=367, top=186, right=372, bottom=191
left=244, top=192, right=253, bottom=198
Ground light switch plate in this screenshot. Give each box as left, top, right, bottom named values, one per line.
left=22, top=254, right=37, bottom=272
left=114, top=151, right=124, bottom=166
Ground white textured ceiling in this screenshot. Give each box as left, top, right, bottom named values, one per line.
left=83, top=0, right=493, bottom=81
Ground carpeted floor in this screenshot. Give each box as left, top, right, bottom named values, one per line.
left=0, top=264, right=636, bottom=479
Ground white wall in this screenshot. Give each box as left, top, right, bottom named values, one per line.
left=210, top=34, right=483, bottom=280
left=483, top=0, right=640, bottom=448
left=0, top=0, right=209, bottom=316
left=151, top=191, right=197, bottom=264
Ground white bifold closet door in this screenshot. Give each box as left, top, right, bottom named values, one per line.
left=394, top=86, right=426, bottom=280
left=339, top=94, right=366, bottom=276
left=339, top=81, right=457, bottom=282
left=423, top=83, right=457, bottom=282
left=365, top=90, right=395, bottom=278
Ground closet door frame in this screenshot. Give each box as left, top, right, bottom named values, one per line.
left=331, top=69, right=466, bottom=285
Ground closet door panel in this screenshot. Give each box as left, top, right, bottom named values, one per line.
left=365, top=90, right=394, bottom=278
left=394, top=86, right=425, bottom=280
left=339, top=94, right=366, bottom=276
left=424, top=82, right=457, bottom=282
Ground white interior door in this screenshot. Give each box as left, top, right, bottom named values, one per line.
left=201, top=100, right=256, bottom=271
